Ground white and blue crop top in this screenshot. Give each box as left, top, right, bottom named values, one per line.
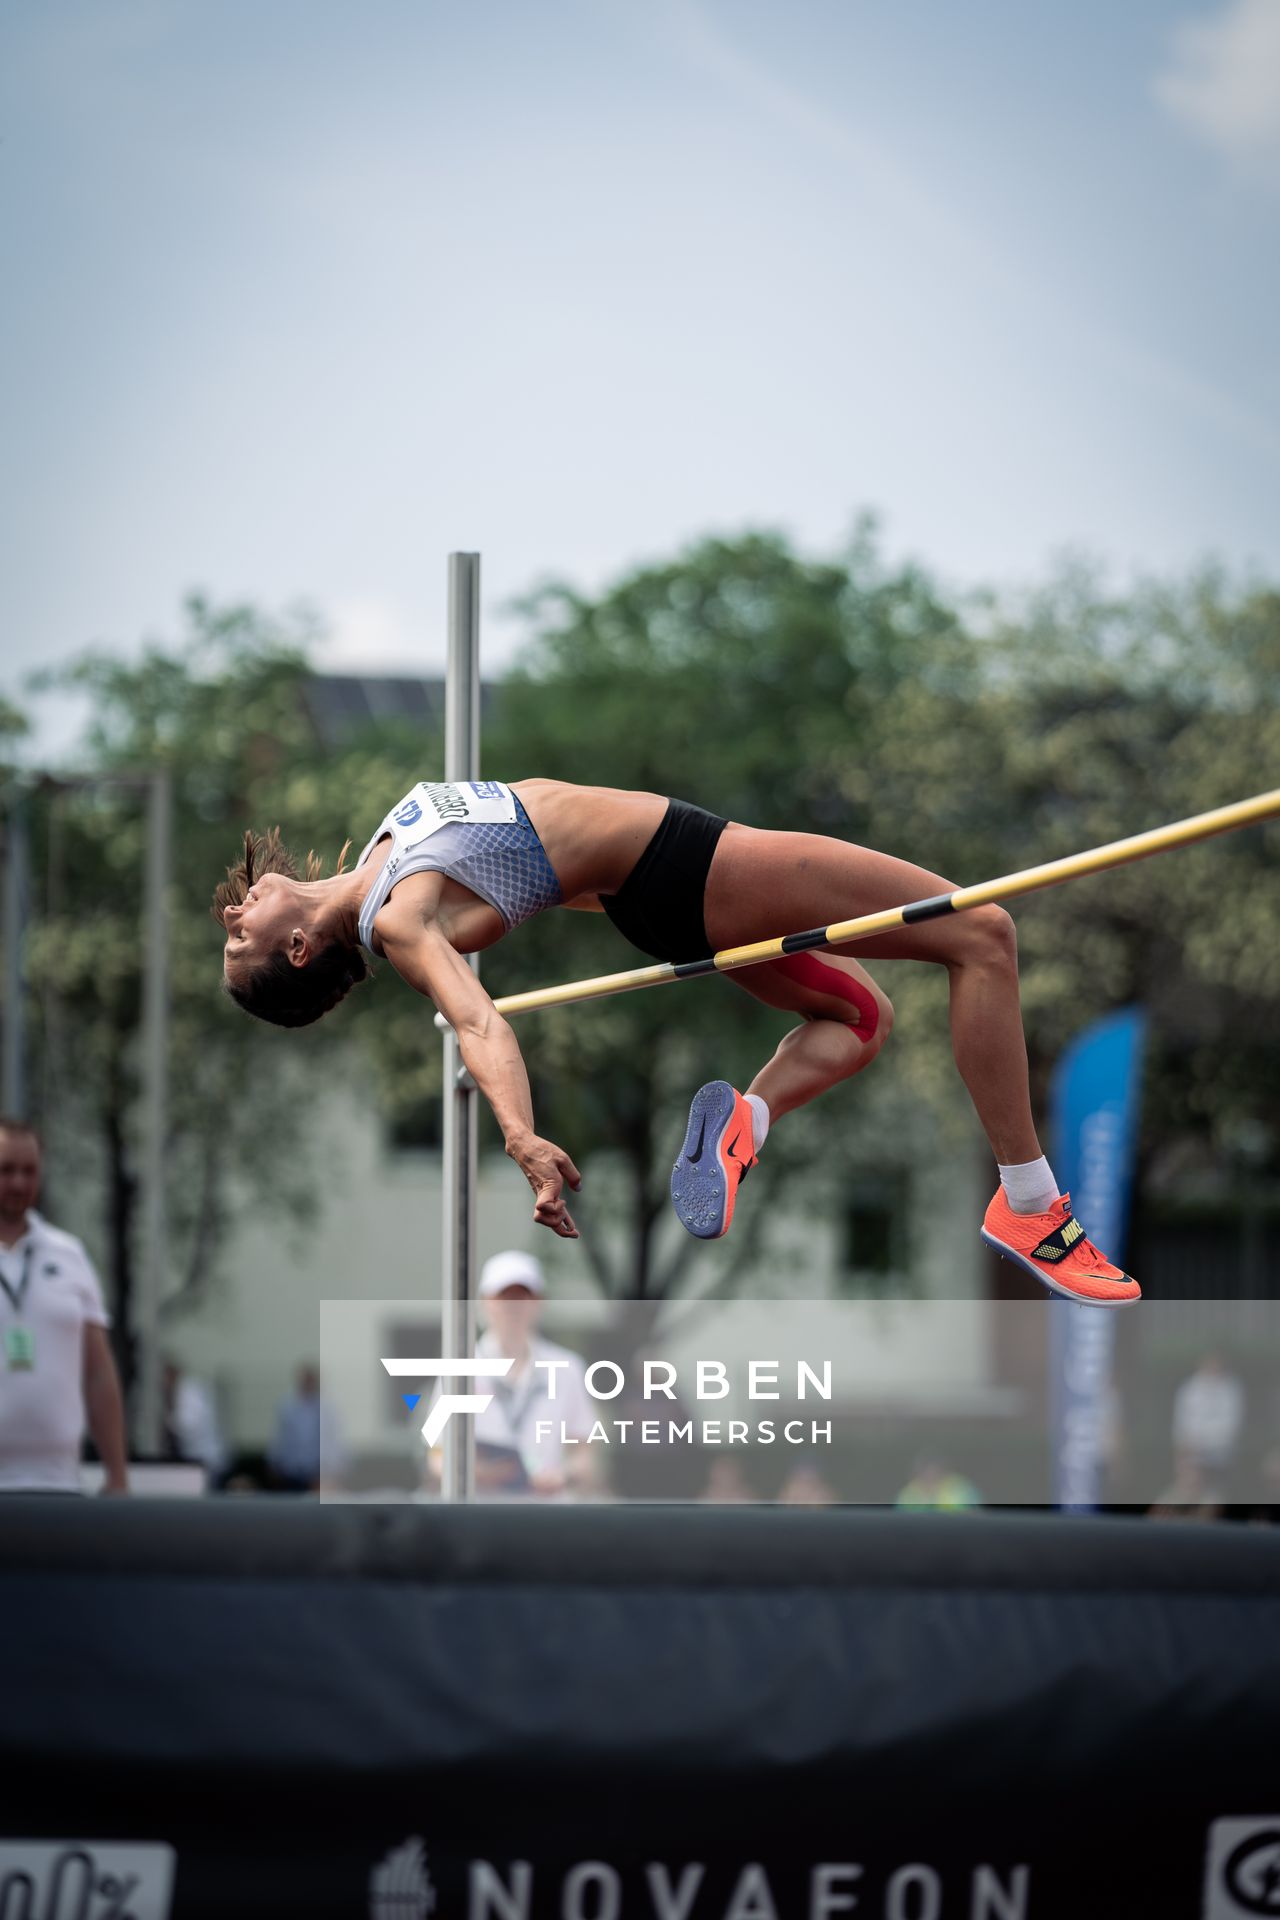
left=355, top=780, right=563, bottom=952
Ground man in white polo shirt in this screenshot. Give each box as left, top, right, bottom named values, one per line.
left=470, top=1250, right=596, bottom=1498
left=0, top=1119, right=129, bottom=1494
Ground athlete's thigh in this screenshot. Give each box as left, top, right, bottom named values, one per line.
left=705, top=824, right=964, bottom=964
left=728, top=947, right=891, bottom=1033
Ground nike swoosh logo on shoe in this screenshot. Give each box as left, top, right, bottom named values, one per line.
left=687, top=1118, right=707, bottom=1164
left=725, top=1132, right=751, bottom=1182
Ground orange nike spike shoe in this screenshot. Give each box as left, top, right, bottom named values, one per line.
left=981, top=1188, right=1141, bottom=1307
left=671, top=1081, right=759, bottom=1239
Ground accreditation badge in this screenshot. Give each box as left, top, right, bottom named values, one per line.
left=4, top=1324, right=35, bottom=1370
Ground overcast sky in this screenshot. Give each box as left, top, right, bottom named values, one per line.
left=3, top=0, right=1278, bottom=756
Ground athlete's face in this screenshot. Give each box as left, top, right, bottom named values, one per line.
left=221, top=874, right=300, bottom=984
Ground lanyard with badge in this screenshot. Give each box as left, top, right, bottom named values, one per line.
left=1, top=1243, right=36, bottom=1370
left=492, top=1359, right=541, bottom=1451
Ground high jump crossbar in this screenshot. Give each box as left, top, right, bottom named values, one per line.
left=433, top=788, right=1279, bottom=1030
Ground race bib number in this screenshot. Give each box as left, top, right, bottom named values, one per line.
left=391, top=780, right=516, bottom=835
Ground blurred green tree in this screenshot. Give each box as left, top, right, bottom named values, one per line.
left=479, top=534, right=1278, bottom=1297
left=984, top=563, right=1280, bottom=1168
left=9, top=534, right=1275, bottom=1351
left=19, top=598, right=446, bottom=1389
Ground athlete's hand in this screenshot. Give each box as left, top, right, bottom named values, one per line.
left=508, top=1132, right=582, bottom=1238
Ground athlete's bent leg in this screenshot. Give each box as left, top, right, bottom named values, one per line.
left=704, top=825, right=1039, bottom=1162
left=926, top=904, right=1039, bottom=1165
left=735, top=951, right=894, bottom=1124
left=669, top=951, right=893, bottom=1241
left=696, top=824, right=1139, bottom=1300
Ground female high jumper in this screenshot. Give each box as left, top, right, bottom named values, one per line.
left=214, top=777, right=1139, bottom=1306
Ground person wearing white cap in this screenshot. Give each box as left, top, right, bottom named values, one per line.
left=467, top=1250, right=595, bottom=1497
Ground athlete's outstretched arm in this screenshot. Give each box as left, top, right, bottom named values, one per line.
left=378, top=918, right=581, bottom=1238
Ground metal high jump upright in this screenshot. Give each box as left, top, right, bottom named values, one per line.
left=440, top=553, right=481, bottom=1503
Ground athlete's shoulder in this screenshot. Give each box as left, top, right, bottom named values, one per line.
left=371, top=871, right=448, bottom=928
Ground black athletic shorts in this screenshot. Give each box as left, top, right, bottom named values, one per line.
left=601, top=798, right=729, bottom=962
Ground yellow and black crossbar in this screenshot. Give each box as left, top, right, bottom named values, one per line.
left=433, top=788, right=1279, bottom=1029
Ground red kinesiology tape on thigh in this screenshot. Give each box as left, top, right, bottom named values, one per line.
left=774, top=952, right=880, bottom=1040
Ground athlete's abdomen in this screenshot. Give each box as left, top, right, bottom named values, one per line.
left=513, top=780, right=669, bottom=900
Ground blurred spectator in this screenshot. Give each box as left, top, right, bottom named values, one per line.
left=700, top=1455, right=754, bottom=1503
left=161, top=1356, right=227, bottom=1483
left=268, top=1362, right=346, bottom=1492
left=1172, top=1350, right=1245, bottom=1479
left=1147, top=1448, right=1224, bottom=1522
left=438, top=1251, right=595, bottom=1498
left=895, top=1453, right=981, bottom=1511
left=777, top=1457, right=838, bottom=1505
left=0, top=1118, right=128, bottom=1495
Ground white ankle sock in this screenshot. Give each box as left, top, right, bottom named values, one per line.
left=745, top=1094, right=770, bottom=1153
left=999, top=1155, right=1059, bottom=1216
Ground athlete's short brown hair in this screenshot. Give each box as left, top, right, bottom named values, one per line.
left=213, top=828, right=368, bottom=1029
